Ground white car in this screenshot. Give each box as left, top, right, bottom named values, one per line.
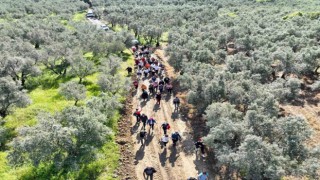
left=100, top=24, right=109, bottom=31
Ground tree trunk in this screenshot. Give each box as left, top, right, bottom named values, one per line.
left=134, top=30, right=138, bottom=38
left=35, top=43, right=40, bottom=49
left=21, top=72, right=26, bottom=88
left=0, top=109, right=7, bottom=118
left=79, top=77, right=82, bottom=84
left=63, top=68, right=67, bottom=77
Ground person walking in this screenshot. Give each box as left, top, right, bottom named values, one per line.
left=148, top=84, right=154, bottom=95
left=161, top=122, right=170, bottom=135
left=173, top=96, right=180, bottom=110
left=164, top=76, right=170, bottom=84
left=143, top=166, right=157, bottom=180
left=133, top=80, right=139, bottom=90
left=139, top=129, right=147, bottom=145
left=155, top=92, right=161, bottom=105
left=158, top=84, right=164, bottom=94
left=195, top=138, right=206, bottom=157
left=126, top=66, right=133, bottom=75
left=140, top=113, right=148, bottom=129
left=133, top=108, right=141, bottom=123
left=147, top=117, right=156, bottom=131
left=197, top=171, right=209, bottom=180
left=137, top=69, right=143, bottom=80
left=143, top=68, right=149, bottom=78
left=166, top=83, right=173, bottom=94
left=171, top=132, right=182, bottom=146
left=161, top=134, right=169, bottom=148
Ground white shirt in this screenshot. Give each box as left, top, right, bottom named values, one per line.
left=161, top=136, right=169, bottom=143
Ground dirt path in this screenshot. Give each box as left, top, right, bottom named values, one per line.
left=281, top=91, right=320, bottom=147
left=128, top=48, right=208, bottom=180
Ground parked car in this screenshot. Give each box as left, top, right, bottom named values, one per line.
left=86, top=9, right=95, bottom=18
left=132, top=39, right=139, bottom=45
left=100, top=24, right=109, bottom=31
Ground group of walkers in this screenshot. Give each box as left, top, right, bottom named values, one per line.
left=128, top=45, right=208, bottom=180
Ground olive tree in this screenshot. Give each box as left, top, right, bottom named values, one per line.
left=69, top=56, right=95, bottom=84
left=59, top=81, right=86, bottom=105
left=0, top=77, right=30, bottom=117
left=8, top=106, right=112, bottom=169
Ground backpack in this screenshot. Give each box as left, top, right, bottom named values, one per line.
left=140, top=131, right=146, bottom=138
left=172, top=133, right=178, bottom=140
left=145, top=168, right=155, bottom=175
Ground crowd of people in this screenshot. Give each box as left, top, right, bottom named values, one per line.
left=128, top=45, right=208, bottom=180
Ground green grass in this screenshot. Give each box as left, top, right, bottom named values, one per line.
left=72, top=12, right=86, bottom=22
left=161, top=32, right=169, bottom=43
left=227, top=12, right=238, bottom=17
left=283, top=11, right=303, bottom=20
left=0, top=34, right=135, bottom=179
left=5, top=88, right=73, bottom=130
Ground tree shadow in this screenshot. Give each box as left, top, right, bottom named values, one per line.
left=159, top=148, right=168, bottom=167
left=169, top=145, right=180, bottom=167
left=120, top=51, right=132, bottom=62
left=180, top=132, right=195, bottom=156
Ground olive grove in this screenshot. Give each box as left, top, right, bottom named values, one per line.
left=99, top=0, right=320, bottom=178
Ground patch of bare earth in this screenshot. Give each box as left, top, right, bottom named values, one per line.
left=281, top=89, right=320, bottom=147
left=116, top=87, right=137, bottom=179
left=122, top=46, right=211, bottom=180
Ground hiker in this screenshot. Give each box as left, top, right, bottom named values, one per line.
left=138, top=60, right=144, bottom=69
left=126, top=66, right=133, bottom=75
left=141, top=84, right=147, bottom=91
left=151, top=75, right=157, bottom=82
left=161, top=122, right=170, bottom=135
left=150, top=69, right=156, bottom=76
left=139, top=129, right=147, bottom=145
left=197, top=171, right=209, bottom=180
left=159, top=79, right=165, bottom=86
left=133, top=80, right=139, bottom=89
left=140, top=113, right=148, bottom=129
left=164, top=76, right=170, bottom=84
left=137, top=69, right=142, bottom=79
left=154, top=64, right=160, bottom=74
left=158, top=84, right=164, bottom=94
left=173, top=96, right=180, bottom=110
left=166, top=83, right=173, bottom=94
left=147, top=117, right=156, bottom=131
left=142, top=90, right=149, bottom=101
left=143, top=68, right=149, bottom=78
left=195, top=138, right=206, bottom=157
left=161, top=134, right=169, bottom=147
left=148, top=84, right=154, bottom=95
left=143, top=166, right=157, bottom=180
left=171, top=132, right=182, bottom=146
left=155, top=92, right=161, bottom=105
left=133, top=108, right=141, bottom=123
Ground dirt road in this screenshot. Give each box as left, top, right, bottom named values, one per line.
left=128, top=49, right=208, bottom=180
